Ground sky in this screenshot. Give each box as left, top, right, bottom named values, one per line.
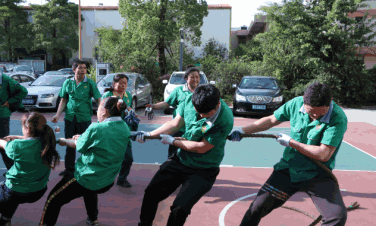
left=18, top=0, right=281, bottom=28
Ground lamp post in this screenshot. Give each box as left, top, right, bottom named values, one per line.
left=79, top=0, right=82, bottom=59
left=179, top=28, right=184, bottom=71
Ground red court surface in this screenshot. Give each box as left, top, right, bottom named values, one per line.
left=6, top=113, right=376, bottom=226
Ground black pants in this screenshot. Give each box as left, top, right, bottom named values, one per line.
left=138, top=153, right=220, bottom=226
left=117, top=144, right=133, bottom=183
left=168, top=131, right=184, bottom=158
left=0, top=182, right=47, bottom=220
left=240, top=169, right=347, bottom=226
left=64, top=116, right=91, bottom=173
left=0, top=117, right=13, bottom=170
left=40, top=174, right=113, bottom=226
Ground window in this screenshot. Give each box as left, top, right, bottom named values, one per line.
left=20, top=75, right=33, bottom=83
left=11, top=75, right=21, bottom=83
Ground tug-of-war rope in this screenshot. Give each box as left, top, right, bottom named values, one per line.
left=128, top=132, right=360, bottom=226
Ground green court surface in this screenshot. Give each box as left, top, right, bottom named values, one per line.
left=2, top=121, right=376, bottom=172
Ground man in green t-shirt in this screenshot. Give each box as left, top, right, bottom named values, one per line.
left=0, top=74, right=28, bottom=171
left=51, top=59, right=102, bottom=176
left=229, top=82, right=348, bottom=226
left=135, top=84, right=234, bottom=226
left=146, top=67, right=200, bottom=157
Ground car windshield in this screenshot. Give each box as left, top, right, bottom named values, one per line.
left=45, top=71, right=65, bottom=75
left=30, top=76, right=69, bottom=87
left=15, top=66, right=33, bottom=72
left=98, top=74, right=135, bottom=88
left=239, top=78, right=279, bottom=89
left=169, top=73, right=207, bottom=85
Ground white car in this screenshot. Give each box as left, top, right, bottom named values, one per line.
left=8, top=73, right=35, bottom=88
left=162, top=71, right=215, bottom=113
left=22, top=74, right=74, bottom=110
left=8, top=65, right=37, bottom=79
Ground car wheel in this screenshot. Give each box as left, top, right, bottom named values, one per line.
left=132, top=98, right=137, bottom=110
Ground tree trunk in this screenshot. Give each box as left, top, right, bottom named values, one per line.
left=157, top=0, right=168, bottom=76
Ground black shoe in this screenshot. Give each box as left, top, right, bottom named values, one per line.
left=59, top=169, right=70, bottom=176
left=117, top=180, right=132, bottom=188
left=86, top=217, right=99, bottom=226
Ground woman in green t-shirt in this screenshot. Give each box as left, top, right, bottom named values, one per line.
left=102, top=73, right=138, bottom=188
left=39, top=96, right=130, bottom=226
left=0, top=112, right=60, bottom=226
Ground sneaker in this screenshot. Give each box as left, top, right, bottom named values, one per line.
left=86, top=218, right=99, bottom=226
left=117, top=180, right=132, bottom=188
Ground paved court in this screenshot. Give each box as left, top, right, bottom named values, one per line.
left=1, top=111, right=376, bottom=225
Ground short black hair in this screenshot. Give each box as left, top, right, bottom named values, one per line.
left=184, top=67, right=200, bottom=79
left=303, top=82, right=332, bottom=107
left=104, top=73, right=129, bottom=93
left=192, top=84, right=220, bottom=114
left=102, top=97, right=128, bottom=117
left=72, top=59, right=87, bottom=71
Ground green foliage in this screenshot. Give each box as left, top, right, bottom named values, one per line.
left=118, top=0, right=209, bottom=76
left=31, top=0, right=83, bottom=66
left=251, top=0, right=376, bottom=106
left=86, top=64, right=97, bottom=83
left=0, top=0, right=33, bottom=62
left=232, top=39, right=264, bottom=62
left=200, top=38, right=229, bottom=76
left=207, top=58, right=255, bottom=96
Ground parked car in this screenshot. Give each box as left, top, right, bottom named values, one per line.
left=9, top=73, right=35, bottom=88
left=58, top=68, right=75, bottom=75
left=0, top=66, right=8, bottom=74
left=162, top=71, right=215, bottom=114
left=92, top=72, right=153, bottom=111
left=232, top=76, right=284, bottom=116
left=42, top=71, right=67, bottom=76
left=9, top=65, right=37, bottom=78
left=22, top=74, right=74, bottom=110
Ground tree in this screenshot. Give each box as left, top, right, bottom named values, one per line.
left=0, top=0, right=33, bottom=62
left=118, top=0, right=209, bottom=76
left=31, top=0, right=83, bottom=68
left=255, top=0, right=376, bottom=105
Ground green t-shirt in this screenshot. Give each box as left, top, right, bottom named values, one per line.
left=5, top=138, right=51, bottom=193
left=273, top=96, right=348, bottom=182
left=74, top=117, right=131, bottom=190
left=177, top=99, right=234, bottom=168
left=59, top=76, right=102, bottom=122
left=0, top=74, right=28, bottom=118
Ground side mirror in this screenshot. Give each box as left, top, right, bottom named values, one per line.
left=162, top=80, right=168, bottom=84
left=232, top=84, right=237, bottom=88
left=209, top=81, right=216, bottom=85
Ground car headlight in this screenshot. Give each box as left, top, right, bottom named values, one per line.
left=273, top=96, right=283, bottom=103
left=40, top=94, right=54, bottom=98
left=235, top=93, right=246, bottom=102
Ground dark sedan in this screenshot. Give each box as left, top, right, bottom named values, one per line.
left=232, top=76, right=284, bottom=116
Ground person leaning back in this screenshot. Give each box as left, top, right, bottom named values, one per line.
left=229, top=82, right=348, bottom=226
left=52, top=59, right=101, bottom=176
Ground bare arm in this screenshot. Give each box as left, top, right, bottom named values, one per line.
left=290, top=140, right=337, bottom=162
left=241, top=115, right=283, bottom=134
left=172, top=138, right=214, bottom=154
left=58, top=138, right=77, bottom=150
left=56, top=98, right=67, bottom=117
left=149, top=114, right=185, bottom=136
left=147, top=101, right=170, bottom=110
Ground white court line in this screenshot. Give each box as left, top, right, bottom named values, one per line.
left=342, top=140, right=376, bottom=160
left=219, top=193, right=257, bottom=226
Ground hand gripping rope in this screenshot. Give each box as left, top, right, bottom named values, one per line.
left=130, top=132, right=360, bottom=226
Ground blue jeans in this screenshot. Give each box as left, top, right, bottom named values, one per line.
left=117, top=145, right=133, bottom=183
left=0, top=118, right=13, bottom=170
left=0, top=181, right=47, bottom=220
left=64, top=116, right=91, bottom=173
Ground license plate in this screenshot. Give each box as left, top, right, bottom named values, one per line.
left=22, top=99, right=34, bottom=104
left=252, top=105, right=266, bottom=110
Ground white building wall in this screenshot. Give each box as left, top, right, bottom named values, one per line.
left=71, top=8, right=231, bottom=63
